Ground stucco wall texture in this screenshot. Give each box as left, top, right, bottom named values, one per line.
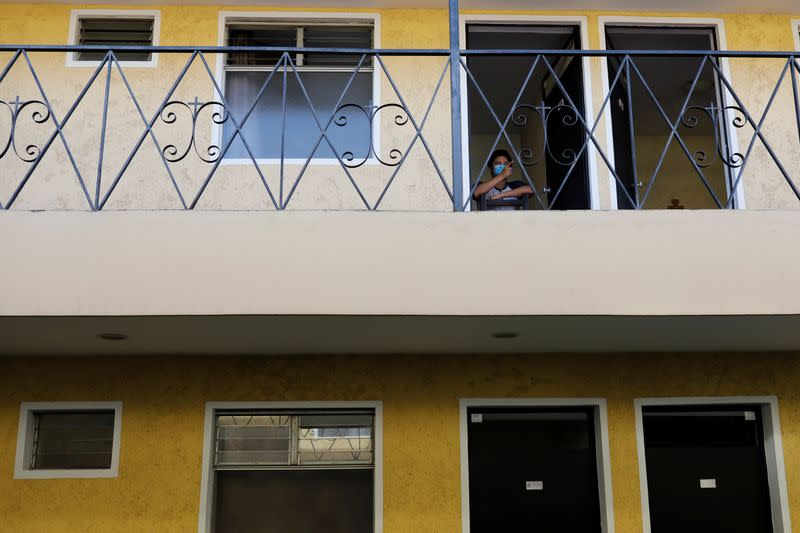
left=0, top=6, right=799, bottom=210
left=1, top=353, right=800, bottom=532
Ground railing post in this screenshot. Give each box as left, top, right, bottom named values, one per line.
left=449, top=0, right=463, bottom=211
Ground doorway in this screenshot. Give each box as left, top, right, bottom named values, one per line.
left=604, top=25, right=736, bottom=209
left=465, top=23, right=592, bottom=210
left=463, top=403, right=609, bottom=533
left=637, top=399, right=790, bottom=533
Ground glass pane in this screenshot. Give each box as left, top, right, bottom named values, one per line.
left=227, top=25, right=296, bottom=66
left=298, top=414, right=373, bottom=465
left=76, top=18, right=153, bottom=62
left=214, top=414, right=291, bottom=466
left=222, top=71, right=373, bottom=160
left=32, top=411, right=114, bottom=470
left=213, top=469, right=373, bottom=533
left=303, top=26, right=373, bottom=67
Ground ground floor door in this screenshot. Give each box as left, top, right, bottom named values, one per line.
left=467, top=406, right=603, bottom=533
left=642, top=405, right=775, bottom=533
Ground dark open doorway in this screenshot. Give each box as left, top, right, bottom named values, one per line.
left=466, top=406, right=604, bottom=533
left=642, top=405, right=776, bottom=533
left=605, top=26, right=735, bottom=209
left=466, top=24, right=591, bottom=210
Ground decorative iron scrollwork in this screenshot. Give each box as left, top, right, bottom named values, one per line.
left=506, top=101, right=585, bottom=168
left=0, top=97, right=51, bottom=162
left=159, top=98, right=230, bottom=163
left=333, top=103, right=410, bottom=168
left=681, top=104, right=746, bottom=168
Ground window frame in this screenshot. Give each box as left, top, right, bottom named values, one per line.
left=597, top=16, right=746, bottom=210
left=197, top=401, right=383, bottom=533
left=214, top=11, right=381, bottom=167
left=66, top=9, right=161, bottom=68
left=14, top=401, right=123, bottom=479
left=792, top=19, right=800, bottom=53
left=457, top=14, right=599, bottom=211
left=634, top=396, right=791, bottom=533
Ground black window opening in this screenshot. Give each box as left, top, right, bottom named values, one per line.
left=223, top=21, right=374, bottom=161
left=642, top=405, right=776, bottom=533
left=30, top=411, right=115, bottom=470
left=466, top=24, right=592, bottom=211
left=75, top=17, right=154, bottom=62
left=605, top=26, right=736, bottom=210
left=467, top=406, right=604, bottom=533
left=210, top=410, right=375, bottom=533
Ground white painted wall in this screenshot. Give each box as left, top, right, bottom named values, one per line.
left=1, top=209, right=799, bottom=317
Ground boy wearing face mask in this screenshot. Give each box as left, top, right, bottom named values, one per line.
left=472, top=149, right=533, bottom=210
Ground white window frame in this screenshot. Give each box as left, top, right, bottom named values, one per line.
left=598, top=17, right=746, bottom=210
left=14, top=401, right=123, bottom=479
left=793, top=19, right=800, bottom=52
left=66, top=9, right=161, bottom=68
left=458, top=15, right=600, bottom=211
left=459, top=398, right=615, bottom=533
left=634, top=396, right=791, bottom=533
left=197, top=401, right=383, bottom=533
left=215, top=11, right=381, bottom=167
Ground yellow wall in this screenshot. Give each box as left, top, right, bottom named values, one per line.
left=1, top=353, right=800, bottom=532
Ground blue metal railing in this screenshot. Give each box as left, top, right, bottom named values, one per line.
left=1, top=45, right=799, bottom=210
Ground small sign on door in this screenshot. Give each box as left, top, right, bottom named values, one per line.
left=699, top=478, right=717, bottom=489
left=526, top=481, right=544, bottom=491
left=470, top=413, right=483, bottom=423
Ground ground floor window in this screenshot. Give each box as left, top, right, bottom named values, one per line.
left=204, top=406, right=378, bottom=533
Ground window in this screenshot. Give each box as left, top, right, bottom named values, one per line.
left=201, top=404, right=381, bottom=533
left=67, top=10, right=160, bottom=67
left=221, top=17, right=376, bottom=161
left=14, top=402, right=123, bottom=479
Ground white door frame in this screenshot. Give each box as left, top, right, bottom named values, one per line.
left=458, top=15, right=600, bottom=210
left=634, top=396, right=790, bottom=533
left=598, top=16, right=747, bottom=210
left=792, top=19, right=800, bottom=52
left=197, top=400, right=383, bottom=533
left=459, top=398, right=615, bottom=533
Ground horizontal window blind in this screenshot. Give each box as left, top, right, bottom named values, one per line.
left=31, top=411, right=115, bottom=470
left=76, top=17, right=154, bottom=62
left=214, top=410, right=374, bottom=468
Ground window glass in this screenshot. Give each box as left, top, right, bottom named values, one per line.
left=76, top=17, right=154, bottom=62
left=223, top=21, right=374, bottom=161
left=31, top=411, right=115, bottom=470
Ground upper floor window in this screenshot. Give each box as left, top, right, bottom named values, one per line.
left=67, top=10, right=160, bottom=67
left=221, top=17, right=376, bottom=162
left=14, top=402, right=123, bottom=478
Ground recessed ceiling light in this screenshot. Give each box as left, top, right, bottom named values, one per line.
left=97, top=333, right=128, bottom=341
left=491, top=331, right=519, bottom=339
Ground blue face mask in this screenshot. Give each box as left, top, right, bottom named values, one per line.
left=492, top=163, right=506, bottom=177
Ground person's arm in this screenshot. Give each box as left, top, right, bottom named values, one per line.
left=472, top=163, right=513, bottom=199
left=492, top=184, right=533, bottom=200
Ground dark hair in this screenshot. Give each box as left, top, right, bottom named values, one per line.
left=487, top=149, right=512, bottom=168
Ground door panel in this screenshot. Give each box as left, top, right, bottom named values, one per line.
left=467, top=407, right=602, bottom=533
left=643, top=405, right=774, bottom=533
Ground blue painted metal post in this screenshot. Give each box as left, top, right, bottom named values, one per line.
left=449, top=0, right=463, bottom=211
